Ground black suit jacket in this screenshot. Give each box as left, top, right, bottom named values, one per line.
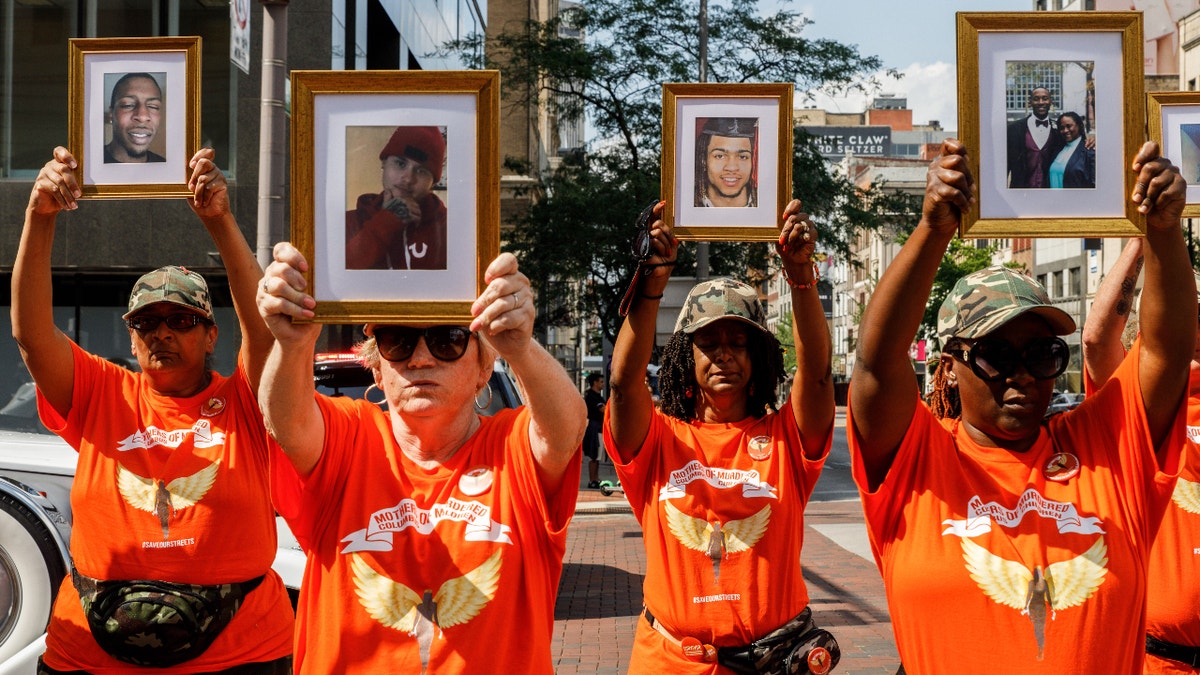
left=1059, top=141, right=1095, bottom=189
left=1006, top=115, right=1064, bottom=188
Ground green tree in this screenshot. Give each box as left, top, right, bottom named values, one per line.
left=773, top=313, right=796, bottom=374
left=448, top=0, right=917, bottom=344
left=912, top=236, right=1001, bottom=345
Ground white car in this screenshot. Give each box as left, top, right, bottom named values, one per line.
left=0, top=393, right=304, bottom=674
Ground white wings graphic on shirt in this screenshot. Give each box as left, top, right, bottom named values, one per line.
left=960, top=536, right=1107, bottom=661
left=116, top=460, right=220, bottom=539
left=1171, top=478, right=1200, bottom=515
left=350, top=550, right=502, bottom=673
left=664, top=501, right=770, bottom=580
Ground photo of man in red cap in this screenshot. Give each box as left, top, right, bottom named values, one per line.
left=345, top=125, right=448, bottom=270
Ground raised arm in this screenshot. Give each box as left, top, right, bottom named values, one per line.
left=12, top=147, right=80, bottom=417
left=185, top=148, right=270, bottom=389
left=1128, top=143, right=1195, bottom=453
left=1081, top=238, right=1142, bottom=388
left=607, top=201, right=678, bottom=462
left=257, top=242, right=324, bottom=476
left=469, top=253, right=586, bottom=495
left=850, top=140, right=974, bottom=490
left=779, top=200, right=834, bottom=457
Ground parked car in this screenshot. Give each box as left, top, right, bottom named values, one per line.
left=0, top=351, right=522, bottom=672
left=1045, top=391, right=1085, bottom=417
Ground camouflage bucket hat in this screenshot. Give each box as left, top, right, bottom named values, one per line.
left=674, top=277, right=770, bottom=337
left=123, top=265, right=213, bottom=320
left=937, top=265, right=1075, bottom=340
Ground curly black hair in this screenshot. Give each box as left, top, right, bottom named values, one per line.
left=658, top=324, right=786, bottom=421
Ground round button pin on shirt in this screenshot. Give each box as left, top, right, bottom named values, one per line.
left=459, top=466, right=494, bottom=496
left=680, top=636, right=717, bottom=663
left=747, top=435, right=772, bottom=461
left=1044, top=452, right=1081, bottom=483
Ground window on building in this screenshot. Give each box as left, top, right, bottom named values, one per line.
left=1, top=0, right=235, bottom=178
left=1052, top=270, right=1063, bottom=298
left=1006, top=63, right=1063, bottom=120
left=1037, top=274, right=1048, bottom=294
left=1069, top=266, right=1081, bottom=297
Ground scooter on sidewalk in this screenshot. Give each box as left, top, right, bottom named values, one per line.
left=598, top=480, right=624, bottom=497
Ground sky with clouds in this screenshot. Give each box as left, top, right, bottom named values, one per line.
left=785, top=0, right=1032, bottom=130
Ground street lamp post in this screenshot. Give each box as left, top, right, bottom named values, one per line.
left=256, top=0, right=289, bottom=269
left=695, top=0, right=709, bottom=282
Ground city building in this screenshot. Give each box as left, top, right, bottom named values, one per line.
left=791, top=96, right=950, bottom=395
left=0, top=0, right=576, bottom=376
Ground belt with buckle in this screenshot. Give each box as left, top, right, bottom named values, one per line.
left=642, top=606, right=717, bottom=663
left=1147, top=634, right=1200, bottom=668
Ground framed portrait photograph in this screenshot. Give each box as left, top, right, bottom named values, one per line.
left=1148, top=91, right=1200, bottom=217
left=291, top=70, right=500, bottom=324
left=662, top=83, right=793, bottom=241
left=957, top=12, right=1144, bottom=237
left=68, top=37, right=200, bottom=199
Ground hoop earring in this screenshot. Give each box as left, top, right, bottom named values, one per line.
left=364, top=383, right=386, bottom=407
left=474, top=382, right=494, bottom=411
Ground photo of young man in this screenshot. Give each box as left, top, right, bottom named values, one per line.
left=103, top=72, right=166, bottom=163
left=694, top=117, right=758, bottom=208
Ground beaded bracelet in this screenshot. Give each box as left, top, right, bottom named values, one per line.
left=783, top=262, right=820, bottom=290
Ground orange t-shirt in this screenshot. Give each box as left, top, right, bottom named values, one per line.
left=1143, top=369, right=1200, bottom=674
left=271, top=397, right=579, bottom=674
left=607, top=404, right=829, bottom=673
left=848, top=345, right=1183, bottom=674
left=36, top=341, right=294, bottom=673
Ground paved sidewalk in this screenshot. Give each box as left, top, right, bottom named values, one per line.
left=558, top=480, right=900, bottom=673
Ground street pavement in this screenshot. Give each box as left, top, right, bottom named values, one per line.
left=554, top=408, right=901, bottom=674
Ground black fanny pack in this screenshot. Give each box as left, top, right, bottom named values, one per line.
left=72, top=568, right=264, bottom=668
left=717, top=607, right=841, bottom=675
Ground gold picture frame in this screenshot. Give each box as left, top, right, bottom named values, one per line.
left=291, top=70, right=500, bottom=324
left=662, top=82, right=793, bottom=241
left=957, top=12, right=1144, bottom=237
left=1147, top=91, right=1200, bottom=218
left=68, top=37, right=201, bottom=199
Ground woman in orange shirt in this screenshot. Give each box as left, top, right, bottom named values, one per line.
left=16, top=147, right=293, bottom=673
left=848, top=139, right=1194, bottom=674
left=605, top=198, right=838, bottom=674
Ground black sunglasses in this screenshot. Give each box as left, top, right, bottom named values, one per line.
left=950, top=336, right=1069, bottom=382
left=631, top=198, right=659, bottom=263
left=372, top=326, right=473, bottom=362
left=127, top=313, right=208, bottom=332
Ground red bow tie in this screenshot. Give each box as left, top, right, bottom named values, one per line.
left=1035, top=119, right=1049, bottom=127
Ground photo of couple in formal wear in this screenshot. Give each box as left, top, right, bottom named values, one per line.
left=1005, top=61, right=1096, bottom=190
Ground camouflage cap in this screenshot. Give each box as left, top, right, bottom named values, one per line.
left=937, top=265, right=1075, bottom=340
left=123, top=266, right=213, bottom=320
left=674, top=277, right=770, bottom=337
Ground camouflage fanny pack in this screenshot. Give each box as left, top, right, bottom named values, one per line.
left=717, top=607, right=841, bottom=675
left=72, top=568, right=264, bottom=668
